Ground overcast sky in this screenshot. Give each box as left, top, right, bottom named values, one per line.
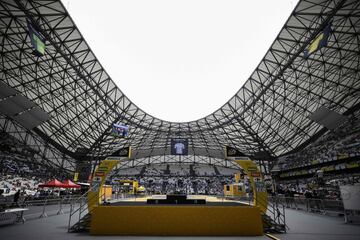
left=62, top=0, right=298, bottom=122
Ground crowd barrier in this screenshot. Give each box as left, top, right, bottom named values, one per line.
left=269, top=196, right=344, bottom=216
left=0, top=195, right=81, bottom=222
left=1, top=193, right=351, bottom=228
left=27, top=196, right=80, bottom=218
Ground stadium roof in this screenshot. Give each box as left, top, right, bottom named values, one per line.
left=1, top=0, right=359, bottom=170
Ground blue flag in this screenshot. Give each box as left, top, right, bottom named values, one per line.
left=304, top=23, right=332, bottom=58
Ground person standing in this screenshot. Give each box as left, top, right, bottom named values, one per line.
left=13, top=189, right=21, bottom=205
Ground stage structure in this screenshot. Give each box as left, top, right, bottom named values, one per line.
left=85, top=156, right=265, bottom=236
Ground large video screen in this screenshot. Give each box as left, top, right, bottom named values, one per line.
left=111, top=123, right=129, bottom=137
left=171, top=139, right=188, bottom=155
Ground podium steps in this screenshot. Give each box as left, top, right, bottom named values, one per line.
left=262, top=214, right=286, bottom=233
left=68, top=191, right=105, bottom=233
left=68, top=213, right=91, bottom=233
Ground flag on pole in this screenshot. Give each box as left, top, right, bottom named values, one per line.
left=27, top=19, right=46, bottom=56
left=304, top=23, right=332, bottom=58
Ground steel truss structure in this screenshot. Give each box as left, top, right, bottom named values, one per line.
left=115, top=155, right=242, bottom=171
left=0, top=114, right=75, bottom=172
left=0, top=0, right=359, bottom=172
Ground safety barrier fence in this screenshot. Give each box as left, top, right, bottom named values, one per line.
left=23, top=195, right=81, bottom=219
left=0, top=195, right=82, bottom=224
left=223, top=195, right=345, bottom=229
left=221, top=195, right=346, bottom=230
left=22, top=195, right=81, bottom=206
left=270, top=196, right=344, bottom=216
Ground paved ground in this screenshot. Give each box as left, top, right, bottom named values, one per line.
left=0, top=205, right=359, bottom=239
left=273, top=209, right=360, bottom=240
left=23, top=203, right=71, bottom=220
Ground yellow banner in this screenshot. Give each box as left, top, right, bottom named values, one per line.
left=73, top=172, right=79, bottom=182
left=88, top=159, right=119, bottom=211
left=234, top=173, right=241, bottom=183
left=235, top=160, right=259, bottom=174
left=235, top=159, right=267, bottom=214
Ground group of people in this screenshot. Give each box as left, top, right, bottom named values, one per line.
left=275, top=173, right=360, bottom=203
left=274, top=114, right=360, bottom=172
left=0, top=151, right=69, bottom=181
left=112, top=175, right=235, bottom=195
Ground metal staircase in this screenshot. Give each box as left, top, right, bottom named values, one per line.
left=224, top=193, right=288, bottom=233
left=258, top=195, right=288, bottom=233
left=68, top=212, right=92, bottom=232
left=67, top=191, right=105, bottom=233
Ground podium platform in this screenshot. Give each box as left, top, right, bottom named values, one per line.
left=90, top=195, right=263, bottom=236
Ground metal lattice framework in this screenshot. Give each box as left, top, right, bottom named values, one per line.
left=0, top=0, right=360, bottom=171
left=0, top=114, right=75, bottom=172
left=115, top=155, right=242, bottom=171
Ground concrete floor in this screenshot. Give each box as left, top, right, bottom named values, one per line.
left=0, top=207, right=360, bottom=240
left=274, top=209, right=360, bottom=240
